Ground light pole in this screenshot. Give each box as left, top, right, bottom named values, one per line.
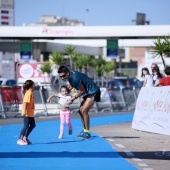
left=86, top=8, right=89, bottom=26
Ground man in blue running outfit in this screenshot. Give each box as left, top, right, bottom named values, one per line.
left=58, top=66, right=101, bottom=140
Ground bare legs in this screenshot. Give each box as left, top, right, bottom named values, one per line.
left=78, top=98, right=95, bottom=130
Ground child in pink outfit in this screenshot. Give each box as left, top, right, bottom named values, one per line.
left=47, top=86, right=72, bottom=139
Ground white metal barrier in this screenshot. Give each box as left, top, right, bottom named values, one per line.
left=0, top=84, right=141, bottom=118
left=95, top=87, right=113, bottom=112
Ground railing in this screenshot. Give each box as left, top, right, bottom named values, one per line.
left=0, top=86, right=23, bottom=118
left=0, top=84, right=141, bottom=118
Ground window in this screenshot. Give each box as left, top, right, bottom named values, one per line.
left=1, top=10, right=9, bottom=14
left=1, top=22, right=9, bottom=25
left=1, top=16, right=9, bottom=19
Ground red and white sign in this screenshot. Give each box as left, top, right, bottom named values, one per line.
left=17, top=63, right=50, bottom=83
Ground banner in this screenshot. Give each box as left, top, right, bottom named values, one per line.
left=20, top=42, right=32, bottom=61
left=107, top=39, right=118, bottom=59
left=17, top=63, right=50, bottom=83
left=132, top=87, right=170, bottom=135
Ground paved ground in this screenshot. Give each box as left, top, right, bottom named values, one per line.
left=91, top=122, right=170, bottom=170
left=0, top=111, right=170, bottom=170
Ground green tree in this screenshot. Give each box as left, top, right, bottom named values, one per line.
left=91, top=56, right=106, bottom=79
left=64, top=45, right=76, bottom=69
left=103, top=61, right=115, bottom=78
left=151, top=36, right=170, bottom=68
left=71, top=53, right=78, bottom=70
left=73, top=54, right=85, bottom=71
left=79, top=54, right=90, bottom=73
left=39, top=62, right=52, bottom=83
left=40, top=62, right=52, bottom=74
left=50, top=51, right=65, bottom=65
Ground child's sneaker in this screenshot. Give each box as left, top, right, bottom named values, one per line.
left=26, top=138, right=32, bottom=144
left=69, top=129, right=72, bottom=135
left=58, top=134, right=64, bottom=139
left=23, top=137, right=32, bottom=144
left=17, top=139, right=28, bottom=145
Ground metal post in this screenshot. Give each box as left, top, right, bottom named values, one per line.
left=0, top=88, right=6, bottom=118
left=39, top=85, right=48, bottom=116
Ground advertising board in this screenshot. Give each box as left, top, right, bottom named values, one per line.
left=17, top=63, right=50, bottom=83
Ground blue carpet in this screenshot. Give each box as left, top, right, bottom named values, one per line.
left=0, top=113, right=137, bottom=170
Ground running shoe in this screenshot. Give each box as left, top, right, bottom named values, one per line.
left=17, top=139, right=28, bottom=145
left=80, top=132, right=91, bottom=140
left=23, top=137, right=32, bottom=144
left=26, top=138, right=32, bottom=144
left=58, top=134, right=64, bottom=139
left=76, top=130, right=84, bottom=138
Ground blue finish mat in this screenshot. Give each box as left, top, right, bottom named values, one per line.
left=0, top=114, right=137, bottom=170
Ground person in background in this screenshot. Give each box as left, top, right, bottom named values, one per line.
left=151, top=63, right=158, bottom=71
left=58, top=65, right=101, bottom=140
left=152, top=67, right=164, bottom=86
left=47, top=86, right=72, bottom=139
left=141, top=67, right=153, bottom=87
left=17, top=80, right=36, bottom=145
left=51, top=64, right=59, bottom=86
left=155, top=67, right=170, bottom=86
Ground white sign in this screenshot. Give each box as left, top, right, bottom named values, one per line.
left=132, top=87, right=170, bottom=135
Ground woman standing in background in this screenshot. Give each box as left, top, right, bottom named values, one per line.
left=141, top=67, right=153, bottom=87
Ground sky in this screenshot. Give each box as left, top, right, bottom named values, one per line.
left=15, top=0, right=170, bottom=26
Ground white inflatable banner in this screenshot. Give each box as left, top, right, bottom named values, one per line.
left=132, top=87, right=170, bottom=135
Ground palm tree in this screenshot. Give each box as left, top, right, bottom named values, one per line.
left=103, top=61, right=115, bottom=78
left=73, top=54, right=84, bottom=72
left=103, top=61, right=115, bottom=86
left=71, top=53, right=78, bottom=70
left=79, top=54, right=90, bottom=73
left=91, top=56, right=106, bottom=79
left=50, top=51, right=65, bottom=65
left=39, top=62, right=52, bottom=83
left=164, top=35, right=170, bottom=56
left=151, top=36, right=170, bottom=68
left=93, top=65, right=102, bottom=80
left=64, top=45, right=76, bottom=69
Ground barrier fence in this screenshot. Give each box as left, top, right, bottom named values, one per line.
left=0, top=86, right=23, bottom=118
left=0, top=84, right=141, bottom=118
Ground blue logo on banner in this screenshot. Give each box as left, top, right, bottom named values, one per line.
left=107, top=49, right=118, bottom=59
left=20, top=52, right=32, bottom=60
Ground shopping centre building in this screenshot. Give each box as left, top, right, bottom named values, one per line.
left=0, top=25, right=170, bottom=79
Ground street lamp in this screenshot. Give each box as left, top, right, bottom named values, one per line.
left=86, top=8, right=89, bottom=26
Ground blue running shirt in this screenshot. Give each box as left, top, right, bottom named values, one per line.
left=69, top=71, right=100, bottom=96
